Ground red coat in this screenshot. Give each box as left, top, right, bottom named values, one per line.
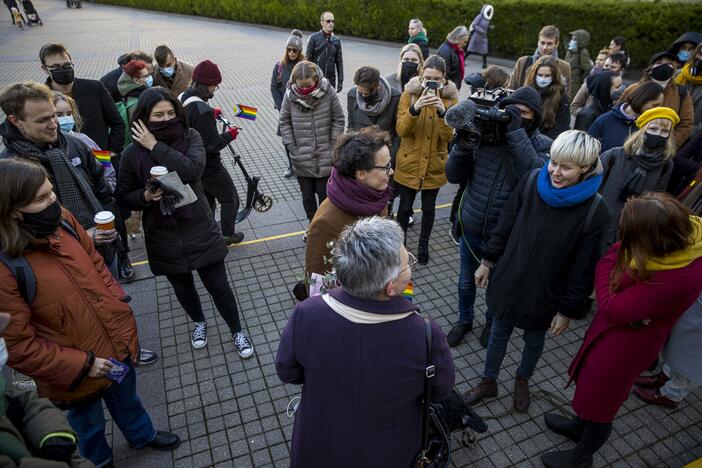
left=568, top=246, right=702, bottom=423
left=0, top=209, right=139, bottom=408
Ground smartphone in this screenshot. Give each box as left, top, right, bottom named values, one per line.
left=425, top=80, right=439, bottom=96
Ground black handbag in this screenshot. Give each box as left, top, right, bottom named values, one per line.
left=414, top=318, right=451, bottom=468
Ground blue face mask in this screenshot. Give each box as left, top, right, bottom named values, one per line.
left=678, top=50, right=692, bottom=63
left=160, top=66, right=175, bottom=78
left=535, top=76, right=552, bottom=88
left=57, top=115, right=75, bottom=133
left=568, top=39, right=577, bottom=52
left=145, top=75, right=154, bottom=87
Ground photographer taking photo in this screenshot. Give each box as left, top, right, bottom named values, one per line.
left=444, top=86, right=552, bottom=348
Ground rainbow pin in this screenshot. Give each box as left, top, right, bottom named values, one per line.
left=92, top=150, right=112, bottom=169
left=403, top=281, right=414, bottom=302
left=233, top=104, right=258, bottom=121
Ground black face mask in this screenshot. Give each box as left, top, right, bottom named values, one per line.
left=49, top=67, right=75, bottom=86
left=650, top=64, right=674, bottom=81
left=643, top=132, right=668, bottom=150
left=361, top=90, right=381, bottom=105
left=521, top=118, right=534, bottom=132
left=20, top=200, right=62, bottom=238
left=400, top=62, right=419, bottom=88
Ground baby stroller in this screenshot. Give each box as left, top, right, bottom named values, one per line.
left=21, top=0, right=42, bottom=25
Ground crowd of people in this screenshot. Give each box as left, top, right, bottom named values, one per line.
left=0, top=5, right=701, bottom=468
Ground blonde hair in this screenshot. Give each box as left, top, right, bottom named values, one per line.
left=623, top=119, right=676, bottom=159
left=52, top=91, right=83, bottom=132
left=409, top=18, right=426, bottom=34
left=395, top=44, right=425, bottom=78
left=291, top=61, right=321, bottom=84
left=550, top=130, right=600, bottom=167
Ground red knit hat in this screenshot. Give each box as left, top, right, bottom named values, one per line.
left=192, top=60, right=222, bottom=86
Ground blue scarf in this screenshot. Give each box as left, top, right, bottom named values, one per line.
left=536, top=163, right=602, bottom=207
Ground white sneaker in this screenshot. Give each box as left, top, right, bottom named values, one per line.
left=234, top=332, right=254, bottom=359
left=408, top=215, right=415, bottom=226
left=191, top=321, right=207, bottom=349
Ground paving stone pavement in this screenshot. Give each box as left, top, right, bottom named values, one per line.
left=1, top=2, right=701, bottom=467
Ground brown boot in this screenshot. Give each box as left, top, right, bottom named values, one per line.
left=462, top=378, right=498, bottom=405
left=513, top=377, right=531, bottom=413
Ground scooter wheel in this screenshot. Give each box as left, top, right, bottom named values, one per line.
left=253, top=195, right=273, bottom=212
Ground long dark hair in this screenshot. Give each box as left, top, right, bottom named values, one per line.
left=0, top=158, right=50, bottom=257
left=131, top=86, right=188, bottom=129
left=611, top=192, right=694, bottom=290
left=525, top=56, right=565, bottom=129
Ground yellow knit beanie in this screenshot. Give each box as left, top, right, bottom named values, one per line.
left=635, top=106, right=680, bottom=129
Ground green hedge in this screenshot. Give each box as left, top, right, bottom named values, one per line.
left=99, top=0, right=701, bottom=68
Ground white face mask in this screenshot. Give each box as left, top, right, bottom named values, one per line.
left=652, top=78, right=671, bottom=89
left=535, top=76, right=553, bottom=88
left=0, top=338, right=7, bottom=369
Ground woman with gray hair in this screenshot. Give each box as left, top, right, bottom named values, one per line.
left=438, top=25, right=470, bottom=89
left=276, top=216, right=455, bottom=467
left=464, top=130, right=611, bottom=413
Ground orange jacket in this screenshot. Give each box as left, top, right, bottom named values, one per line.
left=0, top=209, right=139, bottom=408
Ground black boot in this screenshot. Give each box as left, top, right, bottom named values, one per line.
left=544, top=413, right=584, bottom=443
left=541, top=447, right=592, bottom=468
left=418, top=239, right=429, bottom=265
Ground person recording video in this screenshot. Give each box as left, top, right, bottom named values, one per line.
left=443, top=86, right=552, bottom=348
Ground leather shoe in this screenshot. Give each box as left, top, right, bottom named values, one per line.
left=513, top=377, right=530, bottom=413
left=132, top=431, right=181, bottom=451
left=633, top=386, right=678, bottom=408
left=544, top=412, right=583, bottom=442
left=462, top=378, right=497, bottom=405
left=446, top=322, right=472, bottom=347
left=634, top=371, right=669, bottom=389
left=541, top=448, right=593, bottom=468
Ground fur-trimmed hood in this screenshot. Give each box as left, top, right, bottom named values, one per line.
left=404, top=76, right=459, bottom=100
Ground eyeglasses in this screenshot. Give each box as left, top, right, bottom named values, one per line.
left=46, top=63, right=73, bottom=72
left=325, top=19, right=335, bottom=23
left=399, top=252, right=418, bottom=274
left=287, top=48, right=300, bottom=53
left=372, top=163, right=393, bottom=175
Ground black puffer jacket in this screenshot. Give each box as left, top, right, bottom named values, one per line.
left=445, top=87, right=552, bottom=240
left=270, top=61, right=297, bottom=111
left=483, top=169, right=611, bottom=330
left=179, top=91, right=234, bottom=178
left=117, top=129, right=228, bottom=276
left=306, top=31, right=343, bottom=88
left=437, top=41, right=463, bottom=90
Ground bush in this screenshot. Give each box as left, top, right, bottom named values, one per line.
left=98, top=0, right=701, bottom=68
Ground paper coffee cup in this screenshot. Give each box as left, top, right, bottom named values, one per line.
left=94, top=211, right=115, bottom=231
left=150, top=166, right=168, bottom=177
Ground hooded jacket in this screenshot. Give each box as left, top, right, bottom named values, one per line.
left=565, top=30, right=594, bottom=93
left=666, top=32, right=702, bottom=66
left=153, top=60, right=194, bottom=97
left=394, top=77, right=459, bottom=191
left=117, top=72, right=146, bottom=122
left=445, top=86, right=552, bottom=240
left=467, top=5, right=491, bottom=56
left=587, top=104, right=637, bottom=153
left=279, top=75, right=345, bottom=178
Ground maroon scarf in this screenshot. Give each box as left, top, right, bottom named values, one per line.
left=450, top=42, right=466, bottom=81
left=326, top=167, right=393, bottom=216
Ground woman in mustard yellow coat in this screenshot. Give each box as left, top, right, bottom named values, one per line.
left=395, top=54, right=459, bottom=264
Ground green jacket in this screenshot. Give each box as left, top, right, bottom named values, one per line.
left=0, top=376, right=93, bottom=468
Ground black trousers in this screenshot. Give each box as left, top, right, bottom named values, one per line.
left=573, top=417, right=613, bottom=456
left=297, top=176, right=328, bottom=222
left=396, top=183, right=439, bottom=242
left=166, top=260, right=242, bottom=333
left=202, top=160, right=240, bottom=237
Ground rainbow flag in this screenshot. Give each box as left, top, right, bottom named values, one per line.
left=233, top=104, right=257, bottom=121
left=403, top=281, right=414, bottom=302
left=92, top=150, right=112, bottom=169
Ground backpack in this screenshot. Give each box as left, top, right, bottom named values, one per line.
left=116, top=96, right=139, bottom=146
left=0, top=219, right=79, bottom=304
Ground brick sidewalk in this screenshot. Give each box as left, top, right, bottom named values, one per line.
left=1, top=2, right=701, bottom=467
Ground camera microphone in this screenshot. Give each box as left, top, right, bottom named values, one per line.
left=445, top=99, right=478, bottom=130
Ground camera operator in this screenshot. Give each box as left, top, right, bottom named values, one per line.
left=444, top=86, right=552, bottom=348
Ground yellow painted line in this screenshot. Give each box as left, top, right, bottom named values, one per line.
left=130, top=202, right=453, bottom=267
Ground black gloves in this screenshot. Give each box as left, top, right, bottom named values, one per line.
left=38, top=437, right=76, bottom=463
left=336, top=83, right=343, bottom=93
left=504, top=104, right=523, bottom=132
left=145, top=179, right=184, bottom=216
left=461, top=406, right=488, bottom=433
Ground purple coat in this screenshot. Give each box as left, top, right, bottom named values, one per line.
left=276, top=288, right=455, bottom=468
left=467, top=7, right=491, bottom=55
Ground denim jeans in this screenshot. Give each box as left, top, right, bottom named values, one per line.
left=67, top=360, right=156, bottom=467
left=660, top=364, right=698, bottom=402
left=457, top=234, right=492, bottom=325
left=483, top=318, right=547, bottom=380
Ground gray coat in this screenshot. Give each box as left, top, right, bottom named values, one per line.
left=467, top=6, right=490, bottom=55
left=599, top=147, right=673, bottom=246
left=663, top=292, right=702, bottom=384
left=279, top=78, right=345, bottom=178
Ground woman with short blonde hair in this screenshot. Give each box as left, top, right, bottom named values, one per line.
left=465, top=130, right=611, bottom=414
